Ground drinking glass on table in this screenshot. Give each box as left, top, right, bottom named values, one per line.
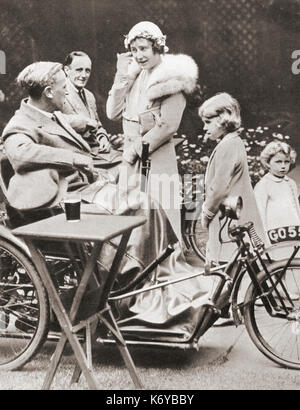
left=63, top=192, right=81, bottom=222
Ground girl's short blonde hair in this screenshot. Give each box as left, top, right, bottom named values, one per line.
left=198, top=92, right=241, bottom=132
left=260, top=140, right=297, bottom=169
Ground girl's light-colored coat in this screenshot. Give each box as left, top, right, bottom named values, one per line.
left=204, top=132, right=265, bottom=262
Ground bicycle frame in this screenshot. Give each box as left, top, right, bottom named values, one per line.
left=106, top=216, right=300, bottom=350
left=1, top=192, right=298, bottom=352
left=104, top=222, right=253, bottom=348
left=249, top=242, right=300, bottom=315
left=228, top=227, right=300, bottom=322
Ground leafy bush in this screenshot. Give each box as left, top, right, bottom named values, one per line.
left=176, top=124, right=292, bottom=187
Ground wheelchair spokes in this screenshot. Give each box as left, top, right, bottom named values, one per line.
left=0, top=240, right=50, bottom=370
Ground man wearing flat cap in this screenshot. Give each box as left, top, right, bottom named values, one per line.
left=1, top=60, right=225, bottom=331
left=1, top=61, right=116, bottom=211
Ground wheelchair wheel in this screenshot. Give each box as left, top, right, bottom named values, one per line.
left=189, top=217, right=208, bottom=261
left=244, top=258, right=300, bottom=370
left=0, top=239, right=50, bottom=370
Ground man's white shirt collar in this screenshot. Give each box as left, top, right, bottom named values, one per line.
left=67, top=78, right=83, bottom=94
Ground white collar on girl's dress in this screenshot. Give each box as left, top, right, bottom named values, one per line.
left=265, top=172, right=289, bottom=182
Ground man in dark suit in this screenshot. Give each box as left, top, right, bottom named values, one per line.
left=1, top=61, right=116, bottom=211
left=63, top=51, right=123, bottom=155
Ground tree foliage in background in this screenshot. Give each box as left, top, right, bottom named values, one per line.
left=177, top=122, right=293, bottom=187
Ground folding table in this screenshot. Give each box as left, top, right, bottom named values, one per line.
left=12, top=211, right=146, bottom=390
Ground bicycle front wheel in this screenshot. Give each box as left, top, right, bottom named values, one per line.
left=189, top=217, right=208, bottom=261
left=244, top=258, right=300, bottom=370
left=0, top=239, right=50, bottom=370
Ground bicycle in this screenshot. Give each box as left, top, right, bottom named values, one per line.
left=0, top=151, right=300, bottom=373
left=181, top=173, right=207, bottom=260
left=105, top=196, right=300, bottom=370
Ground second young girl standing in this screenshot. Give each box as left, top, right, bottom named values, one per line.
left=254, top=141, right=300, bottom=243
left=254, top=141, right=300, bottom=299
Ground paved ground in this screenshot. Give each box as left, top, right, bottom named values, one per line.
left=180, top=253, right=300, bottom=390
left=193, top=322, right=300, bottom=390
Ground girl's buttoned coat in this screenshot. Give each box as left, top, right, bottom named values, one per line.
left=204, top=132, right=266, bottom=263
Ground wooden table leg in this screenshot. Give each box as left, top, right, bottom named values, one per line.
left=70, top=229, right=143, bottom=388
left=101, top=306, right=144, bottom=389
left=26, top=240, right=102, bottom=390
left=70, top=318, right=98, bottom=384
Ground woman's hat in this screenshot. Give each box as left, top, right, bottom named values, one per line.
left=124, top=21, right=169, bottom=52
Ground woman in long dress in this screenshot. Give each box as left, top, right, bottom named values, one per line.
left=104, top=22, right=226, bottom=336
left=3, top=59, right=223, bottom=338
left=106, top=21, right=198, bottom=241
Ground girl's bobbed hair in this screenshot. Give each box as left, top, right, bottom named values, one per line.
left=199, top=92, right=241, bottom=132
left=260, top=140, right=297, bottom=169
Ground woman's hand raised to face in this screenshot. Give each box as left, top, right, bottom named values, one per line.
left=116, top=52, right=134, bottom=76
left=116, top=52, right=141, bottom=80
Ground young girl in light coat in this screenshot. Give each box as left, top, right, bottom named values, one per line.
left=199, top=92, right=265, bottom=264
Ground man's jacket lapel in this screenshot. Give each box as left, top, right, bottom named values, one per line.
left=51, top=111, right=91, bottom=152
left=18, top=99, right=91, bottom=153
left=65, top=79, right=91, bottom=117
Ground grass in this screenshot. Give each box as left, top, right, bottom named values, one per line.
left=0, top=340, right=207, bottom=390
left=1, top=255, right=300, bottom=391
left=1, top=327, right=300, bottom=390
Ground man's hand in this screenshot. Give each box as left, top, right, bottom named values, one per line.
left=73, top=153, right=95, bottom=173
left=97, top=135, right=111, bottom=153
left=64, top=113, right=89, bottom=132
left=123, top=146, right=138, bottom=164
left=110, top=134, right=124, bottom=150
left=86, top=118, right=99, bottom=131
left=201, top=211, right=210, bottom=230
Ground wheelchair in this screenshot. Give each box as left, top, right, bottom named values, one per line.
left=0, top=154, right=82, bottom=370
left=0, top=152, right=199, bottom=371
left=1, top=153, right=300, bottom=374
left=0, top=152, right=209, bottom=372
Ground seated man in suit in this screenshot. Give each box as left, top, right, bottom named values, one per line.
left=63, top=51, right=123, bottom=156
left=1, top=61, right=175, bottom=244
left=1, top=61, right=218, bottom=332
left=1, top=61, right=109, bottom=211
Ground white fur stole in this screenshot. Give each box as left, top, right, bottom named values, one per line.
left=145, top=54, right=198, bottom=101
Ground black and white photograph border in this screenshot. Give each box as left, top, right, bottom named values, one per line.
left=0, top=0, right=300, bottom=391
